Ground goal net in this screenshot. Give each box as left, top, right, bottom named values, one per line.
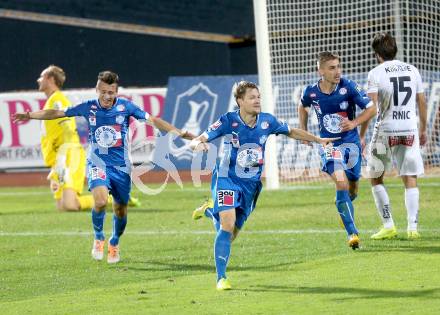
left=254, top=0, right=440, bottom=186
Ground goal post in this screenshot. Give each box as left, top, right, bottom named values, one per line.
left=254, top=0, right=440, bottom=186
left=253, top=0, right=279, bottom=189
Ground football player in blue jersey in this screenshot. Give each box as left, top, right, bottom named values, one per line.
left=298, top=52, right=377, bottom=250
left=13, top=71, right=193, bottom=264
left=189, top=81, right=338, bottom=290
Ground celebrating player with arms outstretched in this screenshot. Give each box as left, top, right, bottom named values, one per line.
left=365, top=33, right=427, bottom=240
left=35, top=65, right=140, bottom=212
left=298, top=52, right=377, bottom=250
left=14, top=71, right=193, bottom=263
left=190, top=81, right=337, bottom=290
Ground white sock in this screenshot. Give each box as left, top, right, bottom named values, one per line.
left=405, top=187, right=419, bottom=231
left=372, top=184, right=394, bottom=229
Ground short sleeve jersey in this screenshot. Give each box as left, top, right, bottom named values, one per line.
left=64, top=98, right=149, bottom=166
left=367, top=60, right=424, bottom=135
left=203, top=111, right=290, bottom=182
left=301, top=77, right=371, bottom=145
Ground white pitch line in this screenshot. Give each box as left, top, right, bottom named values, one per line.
left=1, top=228, right=440, bottom=237
left=1, top=182, right=439, bottom=196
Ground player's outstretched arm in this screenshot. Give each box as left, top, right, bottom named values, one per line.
left=189, top=134, right=209, bottom=152
left=288, top=127, right=339, bottom=146
left=148, top=116, right=195, bottom=140
left=12, top=109, right=66, bottom=122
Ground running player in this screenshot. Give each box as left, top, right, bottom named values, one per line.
left=14, top=70, right=192, bottom=263
left=189, top=81, right=337, bottom=290
left=298, top=52, right=376, bottom=249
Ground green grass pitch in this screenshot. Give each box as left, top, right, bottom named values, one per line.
left=1, top=177, right=440, bottom=314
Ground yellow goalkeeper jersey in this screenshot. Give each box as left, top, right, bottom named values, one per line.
left=40, top=90, right=81, bottom=167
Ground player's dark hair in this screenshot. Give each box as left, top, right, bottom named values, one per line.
left=372, top=32, right=397, bottom=61
left=46, top=65, right=66, bottom=88
left=233, top=81, right=259, bottom=106
left=98, top=71, right=119, bottom=85
left=317, top=52, right=340, bottom=69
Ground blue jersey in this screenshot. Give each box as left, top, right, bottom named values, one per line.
left=64, top=98, right=149, bottom=167
left=301, top=77, right=371, bottom=145
left=203, top=111, right=290, bottom=182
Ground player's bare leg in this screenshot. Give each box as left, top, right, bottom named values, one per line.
left=57, top=188, right=81, bottom=211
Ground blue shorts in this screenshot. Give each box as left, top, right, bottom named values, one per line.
left=320, top=142, right=361, bottom=182
left=210, top=168, right=263, bottom=229
left=87, top=162, right=131, bottom=205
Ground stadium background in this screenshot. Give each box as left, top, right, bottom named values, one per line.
left=0, top=0, right=256, bottom=91
left=0, top=1, right=439, bottom=187
left=0, top=0, right=257, bottom=186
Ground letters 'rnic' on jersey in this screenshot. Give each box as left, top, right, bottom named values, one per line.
left=367, top=60, right=424, bottom=136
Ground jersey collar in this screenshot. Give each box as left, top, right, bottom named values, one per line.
left=236, top=110, right=259, bottom=129
left=317, top=79, right=339, bottom=95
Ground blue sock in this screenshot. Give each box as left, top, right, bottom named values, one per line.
left=109, top=215, right=127, bottom=246
left=91, top=208, right=106, bottom=241
left=204, top=207, right=214, bottom=219
left=336, top=190, right=358, bottom=235
left=214, top=229, right=232, bottom=281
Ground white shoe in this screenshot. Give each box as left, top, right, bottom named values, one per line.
left=91, top=240, right=105, bottom=260
left=107, top=243, right=120, bottom=264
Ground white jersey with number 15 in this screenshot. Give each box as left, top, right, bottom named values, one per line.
left=367, top=60, right=424, bottom=135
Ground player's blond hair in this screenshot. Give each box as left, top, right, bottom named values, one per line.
left=233, top=81, right=259, bottom=105
left=317, top=52, right=340, bottom=70
left=45, top=65, right=66, bottom=88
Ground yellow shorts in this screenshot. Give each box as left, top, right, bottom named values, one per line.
left=53, top=145, right=86, bottom=200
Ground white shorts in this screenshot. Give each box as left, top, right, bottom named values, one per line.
left=366, top=133, right=424, bottom=178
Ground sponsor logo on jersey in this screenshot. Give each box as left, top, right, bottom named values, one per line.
left=339, top=87, right=347, bottom=95
left=208, top=120, right=222, bottom=131
left=53, top=101, right=62, bottom=110
left=95, top=125, right=122, bottom=147
left=322, top=112, right=347, bottom=134
left=237, top=147, right=263, bottom=167
left=339, top=101, right=349, bottom=110
left=90, top=167, right=106, bottom=180
left=89, top=116, right=96, bottom=126
left=91, top=105, right=97, bottom=110
left=261, top=121, right=269, bottom=129
left=116, top=105, right=125, bottom=112
left=231, top=131, right=240, bottom=148
left=232, top=121, right=238, bottom=127
left=389, top=135, right=415, bottom=147
left=217, top=190, right=235, bottom=207
left=115, top=115, right=124, bottom=124
left=310, top=93, right=316, bottom=98
left=324, top=146, right=343, bottom=160
left=312, top=100, right=322, bottom=115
